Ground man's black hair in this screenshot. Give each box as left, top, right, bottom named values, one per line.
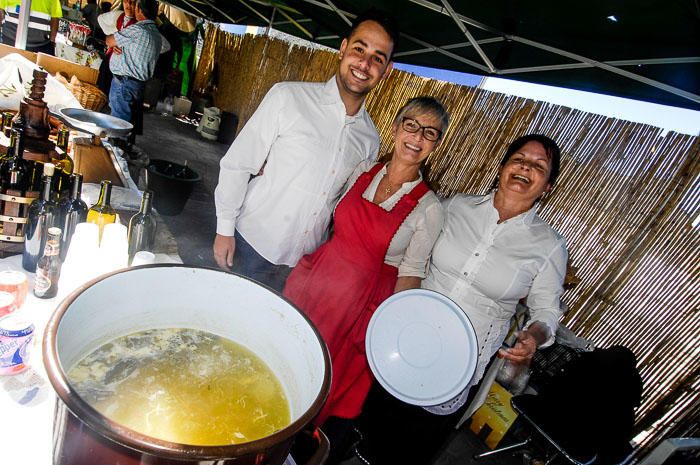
left=347, top=8, right=400, bottom=59
left=136, top=0, right=158, bottom=20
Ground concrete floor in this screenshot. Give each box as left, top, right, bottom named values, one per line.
left=134, top=112, right=225, bottom=268
left=134, top=112, right=526, bottom=465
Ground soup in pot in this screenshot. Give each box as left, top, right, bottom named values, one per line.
left=67, top=328, right=290, bottom=445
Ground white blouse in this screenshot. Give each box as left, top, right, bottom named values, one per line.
left=338, top=161, right=444, bottom=278
left=422, top=192, right=567, bottom=414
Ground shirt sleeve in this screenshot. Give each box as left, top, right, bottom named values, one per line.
left=524, top=236, right=568, bottom=347
left=397, top=195, right=445, bottom=278
left=214, top=84, right=285, bottom=236
left=113, top=24, right=131, bottom=46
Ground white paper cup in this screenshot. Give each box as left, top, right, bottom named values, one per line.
left=131, top=251, right=155, bottom=267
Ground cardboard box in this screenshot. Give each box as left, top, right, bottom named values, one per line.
left=0, top=44, right=98, bottom=85
left=469, top=381, right=519, bottom=449
left=172, top=96, right=192, bottom=116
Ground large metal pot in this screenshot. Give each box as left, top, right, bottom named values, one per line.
left=43, top=265, right=331, bottom=465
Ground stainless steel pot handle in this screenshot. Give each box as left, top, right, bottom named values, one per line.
left=301, top=427, right=330, bottom=465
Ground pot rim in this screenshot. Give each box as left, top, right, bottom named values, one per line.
left=42, top=264, right=332, bottom=460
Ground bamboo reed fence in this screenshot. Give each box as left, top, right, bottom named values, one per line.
left=193, top=26, right=700, bottom=459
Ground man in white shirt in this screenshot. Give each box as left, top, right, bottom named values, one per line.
left=213, top=9, right=399, bottom=291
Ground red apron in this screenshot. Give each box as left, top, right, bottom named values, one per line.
left=283, top=163, right=429, bottom=424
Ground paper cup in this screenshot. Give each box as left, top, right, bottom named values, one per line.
left=0, top=271, right=28, bottom=309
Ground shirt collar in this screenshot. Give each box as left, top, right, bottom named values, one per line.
left=322, top=75, right=367, bottom=121
left=381, top=163, right=424, bottom=188
left=479, top=191, right=538, bottom=225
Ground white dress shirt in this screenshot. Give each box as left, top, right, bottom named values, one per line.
left=422, top=192, right=567, bottom=414
left=340, top=161, right=444, bottom=277
left=214, top=77, right=380, bottom=266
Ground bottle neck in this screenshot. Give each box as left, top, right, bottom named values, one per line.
left=71, top=175, right=83, bottom=200
left=10, top=146, right=23, bottom=164
left=97, top=182, right=112, bottom=207
left=41, top=176, right=52, bottom=201
left=43, top=236, right=61, bottom=256
left=13, top=127, right=25, bottom=157
left=139, top=193, right=152, bottom=214
left=8, top=131, right=17, bottom=151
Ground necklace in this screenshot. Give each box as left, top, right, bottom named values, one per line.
left=383, top=178, right=401, bottom=195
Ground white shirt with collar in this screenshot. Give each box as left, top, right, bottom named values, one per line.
left=214, top=76, right=380, bottom=266
left=422, top=191, right=567, bottom=414
left=339, top=160, right=444, bottom=277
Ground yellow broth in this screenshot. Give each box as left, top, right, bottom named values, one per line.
left=67, top=328, right=290, bottom=445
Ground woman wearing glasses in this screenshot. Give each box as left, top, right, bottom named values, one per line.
left=283, top=97, right=448, bottom=462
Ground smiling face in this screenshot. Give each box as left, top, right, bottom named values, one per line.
left=498, top=140, right=553, bottom=203
left=391, top=111, right=442, bottom=167
left=123, top=0, right=135, bottom=17
left=337, top=20, right=394, bottom=109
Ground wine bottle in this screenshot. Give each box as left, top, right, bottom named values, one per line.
left=127, top=190, right=156, bottom=263
left=87, top=180, right=116, bottom=241
left=1, top=131, right=29, bottom=196
left=23, top=164, right=57, bottom=272
left=51, top=150, right=74, bottom=196
left=11, top=115, right=26, bottom=156
left=1, top=111, right=13, bottom=137
left=52, top=127, right=73, bottom=196
left=34, top=227, right=63, bottom=299
left=57, top=173, right=88, bottom=261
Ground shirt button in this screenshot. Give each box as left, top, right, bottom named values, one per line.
left=463, top=271, right=468, bottom=276
left=475, top=253, right=480, bottom=256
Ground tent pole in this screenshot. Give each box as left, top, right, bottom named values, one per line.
left=14, top=0, right=32, bottom=50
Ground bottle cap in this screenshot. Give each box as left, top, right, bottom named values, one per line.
left=48, top=227, right=62, bottom=237
left=44, top=163, right=55, bottom=177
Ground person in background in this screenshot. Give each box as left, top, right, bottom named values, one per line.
left=212, top=9, right=398, bottom=292
left=356, top=134, right=568, bottom=465
left=81, top=0, right=99, bottom=36
left=96, top=0, right=136, bottom=96
left=105, top=0, right=160, bottom=140
left=283, top=97, right=447, bottom=464
left=0, top=0, right=62, bottom=54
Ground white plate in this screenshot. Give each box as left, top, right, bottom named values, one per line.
left=366, top=289, right=478, bottom=406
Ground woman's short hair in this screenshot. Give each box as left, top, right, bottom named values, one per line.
left=393, top=97, right=450, bottom=140
left=499, top=134, right=562, bottom=186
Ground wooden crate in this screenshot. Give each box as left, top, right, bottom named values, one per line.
left=72, top=137, right=125, bottom=187
left=0, top=190, right=39, bottom=257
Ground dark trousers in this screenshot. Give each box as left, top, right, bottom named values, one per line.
left=355, top=383, right=476, bottom=465
left=109, top=75, right=146, bottom=144
left=231, top=231, right=293, bottom=293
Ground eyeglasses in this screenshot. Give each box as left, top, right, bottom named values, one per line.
left=401, top=117, right=442, bottom=142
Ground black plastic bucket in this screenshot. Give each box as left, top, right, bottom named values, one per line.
left=217, top=111, right=239, bottom=145
left=145, top=159, right=201, bottom=216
